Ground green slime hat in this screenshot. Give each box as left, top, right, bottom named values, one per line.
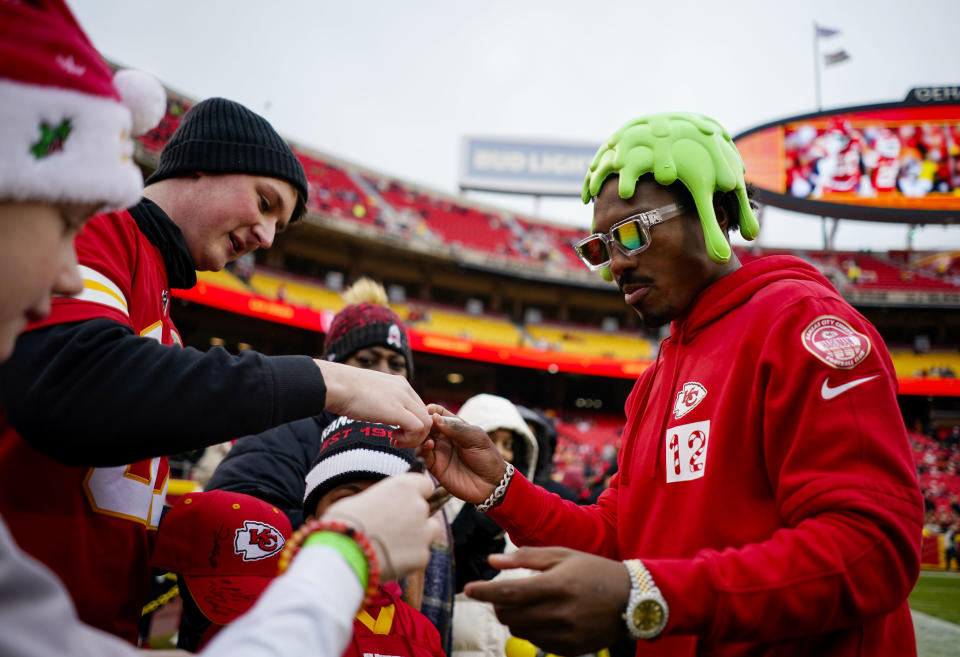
left=582, top=112, right=759, bottom=269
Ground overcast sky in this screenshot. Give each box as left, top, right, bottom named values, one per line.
left=71, top=0, right=960, bottom=252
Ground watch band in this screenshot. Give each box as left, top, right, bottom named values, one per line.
left=622, top=559, right=669, bottom=640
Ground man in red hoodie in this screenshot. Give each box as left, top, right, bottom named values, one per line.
left=418, top=113, right=923, bottom=656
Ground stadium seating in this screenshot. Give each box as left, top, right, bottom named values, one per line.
left=404, top=306, right=523, bottom=345
left=525, top=324, right=653, bottom=360
left=889, top=350, right=960, bottom=378
left=246, top=269, right=344, bottom=311
left=911, top=429, right=960, bottom=523
left=195, top=269, right=252, bottom=293
left=139, top=122, right=960, bottom=293
left=299, top=154, right=380, bottom=225
left=137, top=99, right=190, bottom=154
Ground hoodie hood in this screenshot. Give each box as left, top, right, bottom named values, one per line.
left=671, top=255, right=835, bottom=344
left=518, top=406, right=558, bottom=483
left=458, top=394, right=539, bottom=481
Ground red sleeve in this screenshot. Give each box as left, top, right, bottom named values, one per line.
left=645, top=296, right=922, bottom=642
left=488, top=371, right=655, bottom=559
left=30, top=211, right=137, bottom=331
left=489, top=471, right=620, bottom=559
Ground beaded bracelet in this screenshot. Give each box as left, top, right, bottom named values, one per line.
left=277, top=519, right=381, bottom=608
left=476, top=462, right=515, bottom=513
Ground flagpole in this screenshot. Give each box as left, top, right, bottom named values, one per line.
left=813, top=22, right=822, bottom=111
left=814, top=22, right=826, bottom=247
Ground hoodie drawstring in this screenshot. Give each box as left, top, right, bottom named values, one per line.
left=620, top=338, right=666, bottom=486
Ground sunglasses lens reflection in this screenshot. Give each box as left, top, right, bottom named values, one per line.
left=613, top=220, right=645, bottom=251
left=577, top=238, right=609, bottom=267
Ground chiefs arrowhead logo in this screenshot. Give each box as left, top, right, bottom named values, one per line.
left=674, top=382, right=707, bottom=420
left=234, top=521, right=285, bottom=562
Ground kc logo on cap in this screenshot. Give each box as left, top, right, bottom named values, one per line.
left=150, top=490, right=293, bottom=625
left=235, top=520, right=285, bottom=561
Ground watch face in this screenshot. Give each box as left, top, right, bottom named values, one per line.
left=633, top=599, right=665, bottom=632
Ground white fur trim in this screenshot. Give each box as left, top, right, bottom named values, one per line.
left=113, top=69, right=165, bottom=136
left=303, top=449, right=412, bottom=504
left=0, top=78, right=143, bottom=211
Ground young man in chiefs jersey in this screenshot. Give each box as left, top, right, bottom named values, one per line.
left=415, top=113, right=923, bottom=656
left=0, top=3, right=439, bottom=656
left=0, top=38, right=430, bottom=653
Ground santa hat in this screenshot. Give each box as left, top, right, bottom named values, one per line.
left=0, top=0, right=165, bottom=212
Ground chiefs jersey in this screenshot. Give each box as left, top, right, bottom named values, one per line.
left=343, top=583, right=445, bottom=657
left=0, top=207, right=181, bottom=643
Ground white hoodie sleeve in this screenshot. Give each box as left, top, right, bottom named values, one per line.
left=0, top=516, right=362, bottom=657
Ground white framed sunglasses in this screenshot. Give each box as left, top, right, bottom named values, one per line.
left=571, top=202, right=685, bottom=271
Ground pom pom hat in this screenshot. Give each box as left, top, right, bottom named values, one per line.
left=0, top=0, right=165, bottom=211
left=323, top=278, right=414, bottom=376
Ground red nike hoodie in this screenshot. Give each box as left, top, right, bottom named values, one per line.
left=492, top=255, right=923, bottom=656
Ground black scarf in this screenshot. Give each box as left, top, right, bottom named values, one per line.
left=129, top=198, right=198, bottom=290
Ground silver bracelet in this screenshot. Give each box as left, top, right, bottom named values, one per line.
left=476, top=463, right=514, bottom=513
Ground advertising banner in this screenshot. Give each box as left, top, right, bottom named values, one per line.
left=734, top=87, right=960, bottom=223
left=459, top=137, right=598, bottom=196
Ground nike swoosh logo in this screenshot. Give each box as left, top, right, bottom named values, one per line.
left=821, top=374, right=880, bottom=400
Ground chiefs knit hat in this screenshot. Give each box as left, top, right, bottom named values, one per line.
left=0, top=0, right=165, bottom=211
left=145, top=97, right=308, bottom=222
left=151, top=490, right=292, bottom=625
left=303, top=417, right=417, bottom=517
left=324, top=302, right=414, bottom=377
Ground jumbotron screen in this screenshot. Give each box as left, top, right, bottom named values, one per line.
left=733, top=87, right=960, bottom=223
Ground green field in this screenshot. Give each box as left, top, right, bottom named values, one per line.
left=911, top=570, right=960, bottom=657
left=911, top=570, right=960, bottom=625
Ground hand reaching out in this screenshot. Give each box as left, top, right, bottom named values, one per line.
left=414, top=404, right=507, bottom=505
left=465, top=547, right=632, bottom=656
left=322, top=472, right=443, bottom=582
left=315, top=360, right=430, bottom=446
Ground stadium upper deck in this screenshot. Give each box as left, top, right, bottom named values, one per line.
left=136, top=91, right=960, bottom=303
left=138, top=88, right=960, bottom=396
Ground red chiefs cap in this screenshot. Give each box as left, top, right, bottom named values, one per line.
left=151, top=490, right=292, bottom=625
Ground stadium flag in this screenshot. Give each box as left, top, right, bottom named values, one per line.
left=824, top=49, right=851, bottom=66
left=815, top=24, right=840, bottom=37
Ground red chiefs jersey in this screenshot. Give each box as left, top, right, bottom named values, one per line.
left=0, top=208, right=181, bottom=643
left=343, top=583, right=445, bottom=657
left=870, top=156, right=900, bottom=192
left=491, top=256, right=922, bottom=656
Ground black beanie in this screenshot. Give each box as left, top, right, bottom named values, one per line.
left=302, top=418, right=416, bottom=517
left=145, top=97, right=308, bottom=221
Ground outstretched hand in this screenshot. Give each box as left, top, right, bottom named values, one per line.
left=414, top=404, right=506, bottom=505
left=322, top=472, right=442, bottom=582
left=315, top=360, right=430, bottom=445
left=464, top=547, right=631, bottom=656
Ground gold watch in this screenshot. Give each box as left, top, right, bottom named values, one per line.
left=622, top=559, right=668, bottom=640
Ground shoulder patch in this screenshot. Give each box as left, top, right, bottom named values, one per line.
left=801, top=315, right=871, bottom=369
